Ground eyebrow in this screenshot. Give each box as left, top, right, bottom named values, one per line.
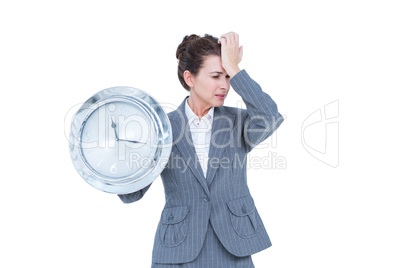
left=210, top=71, right=224, bottom=74
left=210, top=71, right=230, bottom=77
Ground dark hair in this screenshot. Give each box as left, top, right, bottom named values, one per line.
left=176, top=34, right=221, bottom=91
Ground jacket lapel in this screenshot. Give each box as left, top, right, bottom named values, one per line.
left=205, top=106, right=235, bottom=186
left=170, top=97, right=209, bottom=194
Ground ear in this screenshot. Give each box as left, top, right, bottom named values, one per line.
left=183, top=70, right=195, bottom=88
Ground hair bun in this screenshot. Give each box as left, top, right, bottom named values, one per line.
left=176, top=34, right=200, bottom=60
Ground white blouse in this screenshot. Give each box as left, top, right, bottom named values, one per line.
left=184, top=98, right=214, bottom=178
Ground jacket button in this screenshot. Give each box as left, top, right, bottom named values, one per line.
left=168, top=214, right=174, bottom=221
left=203, top=195, right=210, bottom=202
left=242, top=206, right=248, bottom=213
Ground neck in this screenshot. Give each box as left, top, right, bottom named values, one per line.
left=187, top=94, right=212, bottom=120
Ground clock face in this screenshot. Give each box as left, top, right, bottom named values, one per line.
left=80, top=100, right=157, bottom=179
left=69, top=86, right=172, bottom=194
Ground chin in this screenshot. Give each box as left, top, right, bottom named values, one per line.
left=212, top=99, right=225, bottom=107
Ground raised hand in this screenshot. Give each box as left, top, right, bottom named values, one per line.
left=218, top=32, right=243, bottom=77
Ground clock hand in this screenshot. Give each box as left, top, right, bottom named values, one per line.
left=118, top=139, right=146, bottom=144
left=111, top=119, right=119, bottom=141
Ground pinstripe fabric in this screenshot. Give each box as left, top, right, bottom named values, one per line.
left=151, top=220, right=254, bottom=268
left=119, top=69, right=284, bottom=266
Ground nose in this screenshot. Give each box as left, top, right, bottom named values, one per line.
left=219, top=76, right=230, bottom=92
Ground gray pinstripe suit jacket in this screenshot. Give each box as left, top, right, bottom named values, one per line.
left=119, top=69, right=284, bottom=264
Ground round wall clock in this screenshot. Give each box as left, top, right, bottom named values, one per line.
left=69, top=86, right=172, bottom=194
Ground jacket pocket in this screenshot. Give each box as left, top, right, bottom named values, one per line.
left=227, top=195, right=259, bottom=238
left=158, top=205, right=190, bottom=247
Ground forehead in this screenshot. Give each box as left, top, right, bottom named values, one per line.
left=201, top=55, right=226, bottom=73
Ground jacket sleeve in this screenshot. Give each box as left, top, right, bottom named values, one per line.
left=117, top=183, right=152, bottom=204
left=230, top=69, right=285, bottom=153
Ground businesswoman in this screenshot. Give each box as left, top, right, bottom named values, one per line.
left=119, top=32, right=284, bottom=267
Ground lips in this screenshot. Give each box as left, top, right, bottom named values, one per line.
left=215, top=94, right=225, bottom=100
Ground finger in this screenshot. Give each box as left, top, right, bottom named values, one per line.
left=228, top=34, right=235, bottom=46
left=234, top=33, right=239, bottom=46
left=218, top=37, right=227, bottom=46
left=230, top=32, right=239, bottom=47
left=226, top=32, right=234, bottom=45
left=220, top=32, right=232, bottom=43
left=223, top=35, right=232, bottom=46
left=239, top=45, right=243, bottom=61
left=218, top=36, right=224, bottom=44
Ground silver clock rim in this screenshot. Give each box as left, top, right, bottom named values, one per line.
left=69, top=86, right=172, bottom=194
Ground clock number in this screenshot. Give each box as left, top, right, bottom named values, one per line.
left=110, top=163, right=117, bottom=174
left=97, top=159, right=104, bottom=167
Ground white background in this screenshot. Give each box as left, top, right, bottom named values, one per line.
left=1, top=0, right=401, bottom=267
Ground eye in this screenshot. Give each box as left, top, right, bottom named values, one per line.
left=212, top=75, right=230, bottom=79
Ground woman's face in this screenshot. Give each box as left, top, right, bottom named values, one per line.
left=189, top=55, right=231, bottom=108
